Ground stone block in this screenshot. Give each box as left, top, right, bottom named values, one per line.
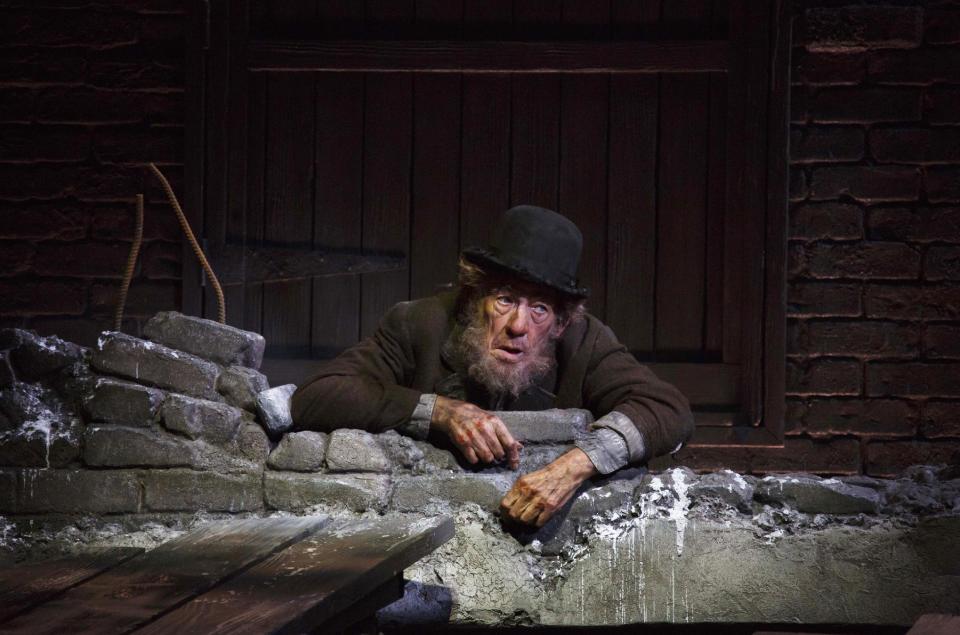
left=255, top=384, right=296, bottom=439
left=689, top=470, right=755, bottom=511
left=264, top=472, right=389, bottom=512
left=414, top=440, right=463, bottom=473
left=15, top=469, right=140, bottom=513
left=142, top=469, right=263, bottom=512
left=233, top=417, right=270, bottom=467
left=144, top=311, right=265, bottom=369
left=6, top=329, right=86, bottom=382
left=497, top=409, right=592, bottom=443
left=391, top=474, right=514, bottom=513
left=756, top=474, right=880, bottom=514
left=0, top=470, right=16, bottom=512
left=91, top=331, right=221, bottom=401
left=378, top=430, right=425, bottom=470
left=161, top=393, right=243, bottom=444
left=267, top=431, right=328, bottom=472
left=0, top=352, right=14, bottom=389
left=326, top=428, right=391, bottom=472
left=83, top=376, right=164, bottom=426
left=217, top=365, right=268, bottom=412
left=0, top=384, right=82, bottom=468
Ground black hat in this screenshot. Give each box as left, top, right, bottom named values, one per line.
left=462, top=205, right=589, bottom=298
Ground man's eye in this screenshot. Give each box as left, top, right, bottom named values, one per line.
left=496, top=296, right=513, bottom=306
left=531, top=305, right=549, bottom=317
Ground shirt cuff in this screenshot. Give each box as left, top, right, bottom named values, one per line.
left=395, top=393, right=436, bottom=440
left=574, top=428, right=629, bottom=475
left=591, top=410, right=648, bottom=464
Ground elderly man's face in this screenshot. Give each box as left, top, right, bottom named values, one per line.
left=481, top=281, right=562, bottom=367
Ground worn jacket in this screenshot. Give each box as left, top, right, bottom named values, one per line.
left=291, top=291, right=694, bottom=463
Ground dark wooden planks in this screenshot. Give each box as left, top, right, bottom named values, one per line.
left=312, top=72, right=364, bottom=357
left=0, top=548, right=143, bottom=625
left=262, top=73, right=316, bottom=358
left=510, top=75, right=560, bottom=210
left=134, top=516, right=455, bottom=635
left=247, top=39, right=731, bottom=73
left=243, top=72, right=267, bottom=335
left=0, top=517, right=328, bottom=635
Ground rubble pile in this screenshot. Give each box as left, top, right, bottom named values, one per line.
left=1, top=313, right=958, bottom=627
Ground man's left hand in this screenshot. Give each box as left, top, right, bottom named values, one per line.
left=500, top=448, right=598, bottom=527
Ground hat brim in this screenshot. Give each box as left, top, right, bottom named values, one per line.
left=462, top=247, right=590, bottom=299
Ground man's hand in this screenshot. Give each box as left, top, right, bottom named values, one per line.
left=500, top=448, right=598, bottom=527
left=431, top=396, right=522, bottom=469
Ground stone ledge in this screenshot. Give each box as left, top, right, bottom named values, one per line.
left=391, top=474, right=515, bottom=513
left=83, top=376, right=164, bottom=426
left=13, top=469, right=140, bottom=514
left=142, top=470, right=262, bottom=513
left=144, top=311, right=266, bottom=369
left=264, top=472, right=390, bottom=512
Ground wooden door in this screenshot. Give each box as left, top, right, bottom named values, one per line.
left=185, top=0, right=791, bottom=447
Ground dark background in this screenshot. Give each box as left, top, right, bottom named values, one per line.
left=0, top=0, right=958, bottom=476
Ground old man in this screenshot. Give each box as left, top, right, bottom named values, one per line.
left=292, top=205, right=694, bottom=526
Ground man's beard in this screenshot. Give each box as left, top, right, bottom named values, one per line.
left=451, top=298, right=557, bottom=398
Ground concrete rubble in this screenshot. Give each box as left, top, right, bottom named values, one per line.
left=1, top=314, right=958, bottom=628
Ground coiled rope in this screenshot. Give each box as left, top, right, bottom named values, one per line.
left=115, top=164, right=227, bottom=329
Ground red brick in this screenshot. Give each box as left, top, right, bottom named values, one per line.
left=803, top=241, right=921, bottom=279
left=787, top=242, right=808, bottom=278
left=36, top=87, right=147, bottom=125
left=0, top=165, right=142, bottom=201
left=90, top=279, right=179, bottom=317
left=90, top=201, right=180, bottom=242
left=33, top=241, right=134, bottom=278
left=925, top=324, right=960, bottom=359
left=867, top=362, right=960, bottom=398
left=87, top=62, right=182, bottom=91
left=785, top=398, right=805, bottom=436
left=141, top=241, right=180, bottom=279
left=866, top=440, right=960, bottom=477
left=790, top=202, right=863, bottom=241
left=0, top=201, right=87, bottom=239
left=93, top=125, right=183, bottom=164
left=3, top=9, right=138, bottom=48
left=809, top=165, right=920, bottom=202
left=0, top=124, right=92, bottom=162
left=804, top=7, right=922, bottom=51
left=0, top=88, right=37, bottom=123
left=925, top=245, right=960, bottom=280
left=789, top=167, right=808, bottom=201
left=793, top=50, right=866, bottom=85
left=866, top=283, right=960, bottom=320
left=925, top=9, right=960, bottom=45
left=790, top=127, right=864, bottom=163
left=787, top=281, right=862, bottom=317
left=0, top=50, right=86, bottom=85
left=926, top=167, right=960, bottom=203
left=143, top=165, right=184, bottom=204
left=0, top=279, right=86, bottom=315
left=787, top=358, right=862, bottom=395
left=799, top=398, right=918, bottom=438
left=871, top=128, right=960, bottom=164
left=868, top=49, right=960, bottom=85
left=790, top=319, right=920, bottom=358
left=0, top=242, right=35, bottom=276
left=922, top=401, right=960, bottom=438
left=811, top=87, right=921, bottom=123
left=790, top=87, right=808, bottom=124
left=653, top=438, right=862, bottom=476
left=926, top=88, right=960, bottom=124
left=868, top=206, right=960, bottom=242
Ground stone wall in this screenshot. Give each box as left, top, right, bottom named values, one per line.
left=1, top=1, right=958, bottom=475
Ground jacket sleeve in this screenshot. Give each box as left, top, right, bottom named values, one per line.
left=291, top=302, right=422, bottom=433
left=581, top=321, right=696, bottom=461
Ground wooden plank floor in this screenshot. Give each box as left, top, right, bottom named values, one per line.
left=0, top=514, right=454, bottom=635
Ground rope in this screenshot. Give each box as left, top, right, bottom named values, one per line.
left=114, top=194, right=143, bottom=331
left=148, top=162, right=226, bottom=324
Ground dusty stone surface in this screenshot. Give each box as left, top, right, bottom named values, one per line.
left=498, top=409, right=592, bottom=443
left=326, top=428, right=392, bottom=473
left=4, top=329, right=86, bottom=383
left=0, top=470, right=16, bottom=512
left=216, top=365, right=269, bottom=412
left=391, top=474, right=514, bottom=513
left=83, top=377, right=164, bottom=426
left=378, top=430, right=425, bottom=470
left=267, top=431, right=328, bottom=472
left=689, top=469, right=755, bottom=511
left=255, top=384, right=296, bottom=439
left=91, top=332, right=221, bottom=401
left=161, top=394, right=243, bottom=444
left=0, top=352, right=14, bottom=390
left=0, top=383, right=81, bottom=468
left=12, top=469, right=140, bottom=514
left=142, top=470, right=263, bottom=512
left=264, top=472, right=389, bottom=512
left=755, top=474, right=881, bottom=514
left=144, top=311, right=266, bottom=369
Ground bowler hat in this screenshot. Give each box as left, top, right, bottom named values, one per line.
left=462, top=205, right=589, bottom=298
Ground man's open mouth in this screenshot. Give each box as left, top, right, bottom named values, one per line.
left=491, top=344, right=525, bottom=362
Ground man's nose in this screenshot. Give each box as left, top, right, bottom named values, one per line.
left=506, top=305, right=530, bottom=335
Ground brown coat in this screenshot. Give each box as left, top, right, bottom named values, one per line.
left=291, top=291, right=695, bottom=460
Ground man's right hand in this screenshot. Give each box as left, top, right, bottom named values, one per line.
left=431, top=396, right=521, bottom=470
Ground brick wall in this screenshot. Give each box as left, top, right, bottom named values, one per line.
left=785, top=1, right=960, bottom=476
left=0, top=0, right=186, bottom=345
left=1, top=1, right=958, bottom=476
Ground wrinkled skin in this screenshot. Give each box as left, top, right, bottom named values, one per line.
left=500, top=447, right=597, bottom=527
left=431, top=396, right=522, bottom=469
